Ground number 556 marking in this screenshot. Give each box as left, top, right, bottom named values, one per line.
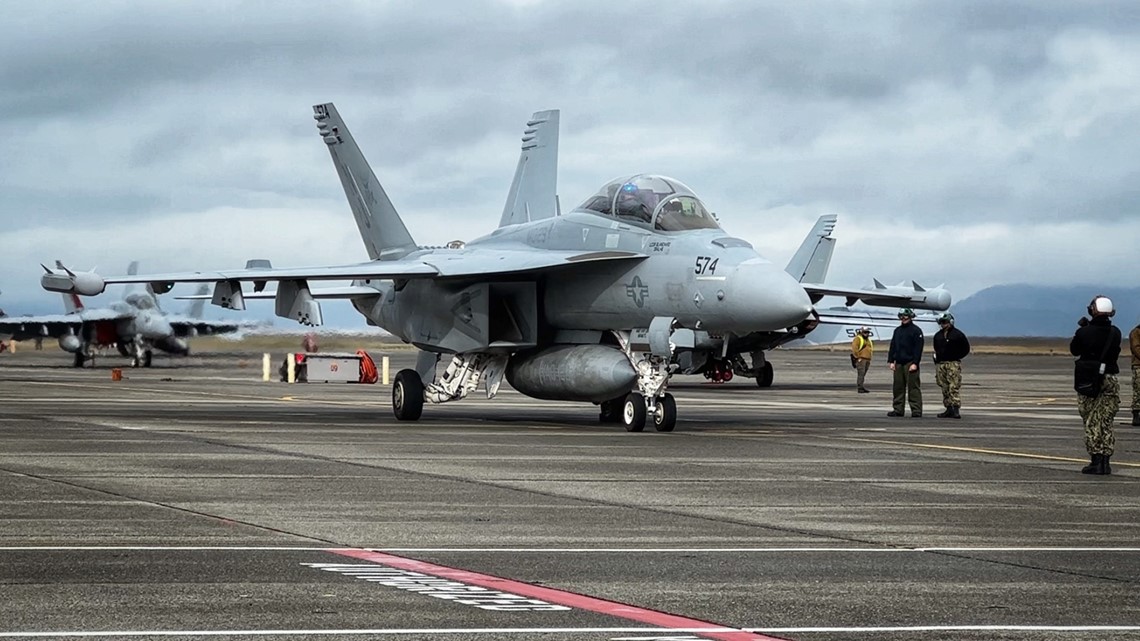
left=694, top=256, right=719, bottom=275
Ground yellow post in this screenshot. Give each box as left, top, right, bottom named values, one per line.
left=286, top=354, right=296, bottom=384
left=262, top=353, right=271, bottom=382
left=382, top=355, right=390, bottom=385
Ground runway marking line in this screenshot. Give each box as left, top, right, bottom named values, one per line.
left=327, top=548, right=785, bottom=641
left=835, top=436, right=1139, bottom=468
left=0, top=625, right=1137, bottom=637
left=2, top=546, right=1140, bottom=552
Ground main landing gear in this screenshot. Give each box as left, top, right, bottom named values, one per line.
left=610, top=320, right=679, bottom=432
left=390, top=353, right=508, bottom=422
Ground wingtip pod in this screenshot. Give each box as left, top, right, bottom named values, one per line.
left=41, top=267, right=105, bottom=297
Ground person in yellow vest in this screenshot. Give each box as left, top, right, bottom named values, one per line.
left=850, top=326, right=874, bottom=393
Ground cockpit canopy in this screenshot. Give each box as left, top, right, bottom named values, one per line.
left=574, top=174, right=721, bottom=232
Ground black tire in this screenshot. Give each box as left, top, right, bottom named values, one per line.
left=142, top=350, right=153, bottom=368
left=73, top=352, right=86, bottom=368
left=598, top=397, right=622, bottom=423
left=622, top=392, right=646, bottom=432
left=653, top=393, right=677, bottom=432
left=756, top=362, right=774, bottom=388
left=393, top=369, right=425, bottom=421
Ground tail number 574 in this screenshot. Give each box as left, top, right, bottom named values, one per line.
left=694, top=256, right=719, bottom=275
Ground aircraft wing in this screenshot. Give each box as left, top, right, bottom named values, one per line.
left=801, top=282, right=951, bottom=312
left=791, top=307, right=940, bottom=347
left=166, top=317, right=257, bottom=337
left=176, top=285, right=381, bottom=301
left=94, top=249, right=645, bottom=286
left=0, top=310, right=129, bottom=341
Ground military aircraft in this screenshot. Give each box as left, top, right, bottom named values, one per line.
left=43, top=104, right=947, bottom=430
left=12, top=262, right=246, bottom=367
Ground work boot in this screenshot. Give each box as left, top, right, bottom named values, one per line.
left=937, top=408, right=953, bottom=418
left=1132, top=410, right=1140, bottom=426
left=1099, top=455, right=1112, bottom=475
left=887, top=410, right=904, bottom=417
left=858, top=388, right=869, bottom=394
left=950, top=406, right=961, bottom=419
left=911, top=412, right=922, bottom=418
left=1082, top=454, right=1100, bottom=474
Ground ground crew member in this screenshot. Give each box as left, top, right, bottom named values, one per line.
left=887, top=308, right=924, bottom=418
left=1130, top=319, right=1140, bottom=426
left=933, top=312, right=970, bottom=418
left=1070, top=295, right=1121, bottom=475
left=851, top=327, right=873, bottom=393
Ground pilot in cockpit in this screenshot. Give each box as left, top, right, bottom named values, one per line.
left=615, top=185, right=653, bottom=223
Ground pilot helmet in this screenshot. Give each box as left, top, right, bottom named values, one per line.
left=1088, top=295, right=1115, bottom=318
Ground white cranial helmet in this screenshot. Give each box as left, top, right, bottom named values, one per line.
left=1089, top=295, right=1115, bottom=317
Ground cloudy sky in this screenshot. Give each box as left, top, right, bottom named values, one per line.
left=2, top=1, right=1138, bottom=324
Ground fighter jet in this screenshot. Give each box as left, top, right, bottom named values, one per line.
left=12, top=262, right=247, bottom=367
left=43, top=104, right=945, bottom=430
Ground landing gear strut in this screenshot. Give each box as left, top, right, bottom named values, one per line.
left=613, top=318, right=679, bottom=433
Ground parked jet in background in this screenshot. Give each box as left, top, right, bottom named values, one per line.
left=44, top=104, right=947, bottom=429
left=12, top=262, right=246, bottom=367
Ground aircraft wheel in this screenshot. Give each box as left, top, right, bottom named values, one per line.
left=756, top=362, right=774, bottom=388
left=653, top=393, right=677, bottom=432
left=392, top=369, right=424, bottom=421
left=598, top=398, right=622, bottom=423
left=73, top=352, right=86, bottom=368
left=143, top=350, right=153, bottom=368
left=622, top=392, right=646, bottom=432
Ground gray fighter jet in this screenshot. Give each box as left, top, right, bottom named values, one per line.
left=43, top=104, right=947, bottom=429
left=12, top=262, right=245, bottom=367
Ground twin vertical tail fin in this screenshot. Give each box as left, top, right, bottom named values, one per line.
left=785, top=214, right=838, bottom=284
left=313, top=103, right=418, bottom=261
left=499, top=110, right=560, bottom=228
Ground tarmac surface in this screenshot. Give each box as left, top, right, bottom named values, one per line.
left=1, top=347, right=1137, bottom=640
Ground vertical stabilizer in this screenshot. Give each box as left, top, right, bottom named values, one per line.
left=186, top=284, right=210, bottom=318
left=313, top=103, right=417, bottom=261
left=499, top=110, right=560, bottom=228
left=785, top=214, right=838, bottom=283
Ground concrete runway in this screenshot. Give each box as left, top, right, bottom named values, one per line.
left=1, top=348, right=1137, bottom=640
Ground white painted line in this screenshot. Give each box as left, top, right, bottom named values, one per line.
left=1, top=625, right=1138, bottom=638
left=0, top=629, right=718, bottom=638
left=1, top=546, right=1139, bottom=552
left=750, top=626, right=1140, bottom=633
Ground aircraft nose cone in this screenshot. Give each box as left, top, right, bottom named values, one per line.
left=141, top=314, right=172, bottom=338
left=723, top=260, right=813, bottom=331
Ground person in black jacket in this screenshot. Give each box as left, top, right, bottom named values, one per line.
left=1070, top=295, right=1121, bottom=475
left=887, top=308, right=924, bottom=417
left=933, top=312, right=971, bottom=418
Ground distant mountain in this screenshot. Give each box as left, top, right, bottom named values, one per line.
left=953, top=285, right=1140, bottom=337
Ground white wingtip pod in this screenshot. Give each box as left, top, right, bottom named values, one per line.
left=40, top=263, right=105, bottom=296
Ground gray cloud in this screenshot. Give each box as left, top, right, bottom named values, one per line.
left=2, top=0, right=1139, bottom=320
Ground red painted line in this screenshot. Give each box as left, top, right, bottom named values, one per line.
left=330, top=548, right=787, bottom=641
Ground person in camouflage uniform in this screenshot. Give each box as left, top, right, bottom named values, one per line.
left=1070, top=295, right=1122, bottom=475
left=933, top=312, right=970, bottom=419
left=1129, top=321, right=1140, bottom=426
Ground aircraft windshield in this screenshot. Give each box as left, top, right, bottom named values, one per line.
left=575, top=174, right=720, bottom=231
